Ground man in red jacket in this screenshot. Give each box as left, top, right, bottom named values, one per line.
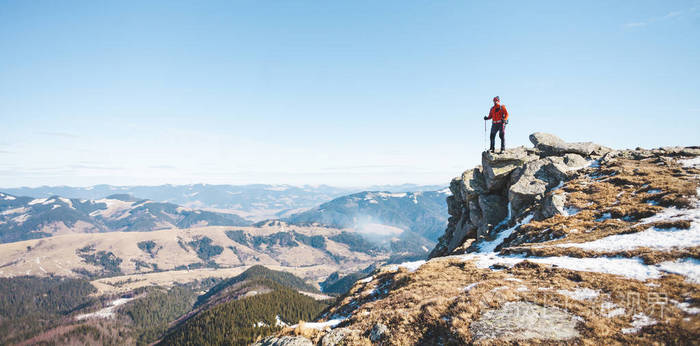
left=483, top=96, right=509, bottom=153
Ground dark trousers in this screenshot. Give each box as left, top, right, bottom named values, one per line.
left=490, top=123, right=505, bottom=150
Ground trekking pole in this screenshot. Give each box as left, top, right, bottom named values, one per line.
left=484, top=119, right=487, bottom=151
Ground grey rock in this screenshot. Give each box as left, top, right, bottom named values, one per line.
left=562, top=153, right=588, bottom=169
left=446, top=216, right=477, bottom=253
left=659, top=146, right=700, bottom=157
left=459, top=168, right=488, bottom=200
left=254, top=336, right=314, bottom=346
left=446, top=195, right=461, bottom=217
left=482, top=147, right=537, bottom=192
left=541, top=192, right=567, bottom=219
left=468, top=198, right=482, bottom=227
left=600, top=150, right=621, bottom=165
left=529, top=132, right=610, bottom=157
left=448, top=176, right=464, bottom=204
left=370, top=323, right=389, bottom=342
left=477, top=194, right=509, bottom=239
left=321, top=328, right=361, bottom=346
left=508, top=155, right=576, bottom=216
left=508, top=160, right=550, bottom=216
left=469, top=301, right=581, bottom=341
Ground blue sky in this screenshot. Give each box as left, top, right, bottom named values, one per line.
left=1, top=1, right=699, bottom=188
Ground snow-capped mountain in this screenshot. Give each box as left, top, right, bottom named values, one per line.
left=0, top=184, right=444, bottom=221
left=0, top=193, right=250, bottom=243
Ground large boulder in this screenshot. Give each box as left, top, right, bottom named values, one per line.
left=547, top=153, right=589, bottom=176
left=481, top=147, right=538, bottom=192
left=529, top=132, right=610, bottom=157
left=321, top=328, right=362, bottom=346
left=470, top=301, right=581, bottom=342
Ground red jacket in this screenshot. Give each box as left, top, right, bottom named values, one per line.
left=486, top=104, right=509, bottom=123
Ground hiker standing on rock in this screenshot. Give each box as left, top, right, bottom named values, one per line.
left=484, top=96, right=509, bottom=153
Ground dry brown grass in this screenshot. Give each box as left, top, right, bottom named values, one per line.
left=300, top=256, right=699, bottom=345
left=502, top=156, right=698, bottom=256
left=284, top=153, right=700, bottom=345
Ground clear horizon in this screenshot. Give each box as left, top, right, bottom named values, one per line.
left=2, top=1, right=699, bottom=188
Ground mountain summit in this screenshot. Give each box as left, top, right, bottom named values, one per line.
left=255, top=133, right=700, bottom=345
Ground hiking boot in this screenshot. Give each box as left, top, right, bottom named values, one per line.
left=500, top=148, right=506, bottom=153
left=489, top=148, right=495, bottom=153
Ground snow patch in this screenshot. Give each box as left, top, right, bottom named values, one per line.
left=477, top=214, right=534, bottom=252
left=388, top=260, right=426, bottom=273
left=75, top=298, right=134, bottom=320
left=621, top=313, right=656, bottom=334
left=28, top=198, right=48, bottom=205
left=12, top=213, right=30, bottom=224
left=59, top=197, right=74, bottom=208
left=90, top=199, right=134, bottom=218
left=671, top=300, right=700, bottom=314
left=463, top=282, right=479, bottom=292
left=556, top=288, right=599, bottom=301
left=657, top=258, right=700, bottom=283
left=679, top=157, right=700, bottom=168
left=295, top=316, right=347, bottom=330
left=1, top=207, right=27, bottom=215
left=275, top=315, right=288, bottom=327
left=359, top=276, right=373, bottom=284
left=460, top=253, right=664, bottom=281
left=557, top=226, right=699, bottom=252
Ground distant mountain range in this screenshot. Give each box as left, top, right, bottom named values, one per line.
left=0, top=184, right=445, bottom=221
left=286, top=190, right=450, bottom=253
left=0, top=192, right=249, bottom=244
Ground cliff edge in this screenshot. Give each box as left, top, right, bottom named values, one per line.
left=256, top=133, right=700, bottom=345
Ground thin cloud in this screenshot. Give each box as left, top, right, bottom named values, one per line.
left=625, top=8, right=692, bottom=28
left=38, top=131, right=80, bottom=138
left=68, top=164, right=122, bottom=171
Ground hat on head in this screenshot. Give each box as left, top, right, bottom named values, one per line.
left=493, top=96, right=500, bottom=102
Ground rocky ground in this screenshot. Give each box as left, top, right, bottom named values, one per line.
left=254, top=133, right=700, bottom=345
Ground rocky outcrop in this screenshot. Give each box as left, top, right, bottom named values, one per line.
left=530, top=132, right=611, bottom=157
left=429, top=133, right=611, bottom=258
left=257, top=142, right=700, bottom=345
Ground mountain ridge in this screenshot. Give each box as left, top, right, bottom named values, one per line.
left=0, top=192, right=250, bottom=244
left=254, top=133, right=700, bottom=345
